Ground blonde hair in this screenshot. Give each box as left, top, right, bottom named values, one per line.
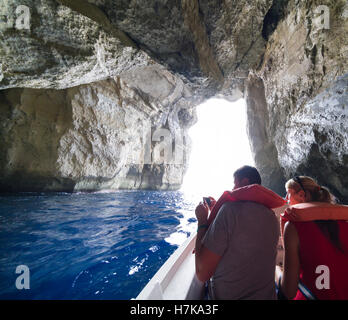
left=285, top=176, right=345, bottom=252
left=285, top=176, right=336, bottom=204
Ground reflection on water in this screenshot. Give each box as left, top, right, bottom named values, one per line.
left=164, top=206, right=197, bottom=246
left=0, top=189, right=206, bottom=299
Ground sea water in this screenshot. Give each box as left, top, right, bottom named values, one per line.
left=0, top=190, right=203, bottom=300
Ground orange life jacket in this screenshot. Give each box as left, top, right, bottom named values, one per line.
left=207, top=184, right=286, bottom=225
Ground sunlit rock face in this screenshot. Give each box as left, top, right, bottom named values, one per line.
left=245, top=74, right=286, bottom=196
left=0, top=66, right=197, bottom=191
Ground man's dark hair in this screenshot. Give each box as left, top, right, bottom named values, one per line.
left=234, top=165, right=262, bottom=185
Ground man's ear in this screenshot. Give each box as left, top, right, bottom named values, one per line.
left=241, top=177, right=250, bottom=187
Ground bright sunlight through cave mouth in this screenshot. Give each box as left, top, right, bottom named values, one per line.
left=181, top=98, right=255, bottom=200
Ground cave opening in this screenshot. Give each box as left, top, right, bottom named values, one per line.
left=181, top=98, right=254, bottom=200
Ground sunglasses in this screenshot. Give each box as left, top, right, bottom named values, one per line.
left=293, top=176, right=306, bottom=194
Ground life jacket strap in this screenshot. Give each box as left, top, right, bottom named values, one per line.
left=298, top=281, right=317, bottom=300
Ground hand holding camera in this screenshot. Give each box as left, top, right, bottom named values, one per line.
left=203, top=196, right=216, bottom=209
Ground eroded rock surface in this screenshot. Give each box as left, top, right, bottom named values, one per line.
left=0, top=0, right=348, bottom=198
left=255, top=0, right=348, bottom=200
left=0, top=66, right=196, bottom=191
left=245, top=73, right=286, bottom=196
left=0, top=0, right=272, bottom=95
left=278, top=74, right=348, bottom=202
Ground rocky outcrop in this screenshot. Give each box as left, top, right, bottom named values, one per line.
left=0, top=0, right=272, bottom=192
left=252, top=0, right=348, bottom=201
left=0, top=0, right=272, bottom=96
left=276, top=73, right=348, bottom=202
left=245, top=73, right=286, bottom=196
left=0, top=0, right=151, bottom=89
left=0, top=66, right=197, bottom=192
left=0, top=0, right=347, bottom=198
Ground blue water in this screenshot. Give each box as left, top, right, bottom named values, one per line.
left=0, top=190, right=200, bottom=300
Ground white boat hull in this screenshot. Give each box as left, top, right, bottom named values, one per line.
left=136, top=232, right=205, bottom=300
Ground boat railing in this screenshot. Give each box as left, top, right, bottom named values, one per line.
left=136, top=232, right=205, bottom=300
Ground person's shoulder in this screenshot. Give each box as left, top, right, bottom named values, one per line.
left=218, top=201, right=270, bottom=216
left=215, top=202, right=239, bottom=220
left=284, top=221, right=300, bottom=245
left=284, top=220, right=297, bottom=232
left=218, top=201, right=242, bottom=212
left=224, top=201, right=273, bottom=212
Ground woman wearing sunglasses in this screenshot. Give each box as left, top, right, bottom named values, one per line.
left=276, top=176, right=348, bottom=300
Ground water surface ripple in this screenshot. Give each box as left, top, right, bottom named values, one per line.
left=0, top=190, right=199, bottom=299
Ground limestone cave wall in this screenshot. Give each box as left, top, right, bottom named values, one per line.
left=250, top=0, right=348, bottom=201
left=0, top=66, right=197, bottom=191
left=0, top=0, right=347, bottom=201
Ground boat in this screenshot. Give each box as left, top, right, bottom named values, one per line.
left=136, top=205, right=287, bottom=300
left=136, top=232, right=205, bottom=300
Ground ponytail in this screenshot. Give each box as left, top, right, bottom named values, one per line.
left=311, top=185, right=336, bottom=204
left=310, top=185, right=343, bottom=252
